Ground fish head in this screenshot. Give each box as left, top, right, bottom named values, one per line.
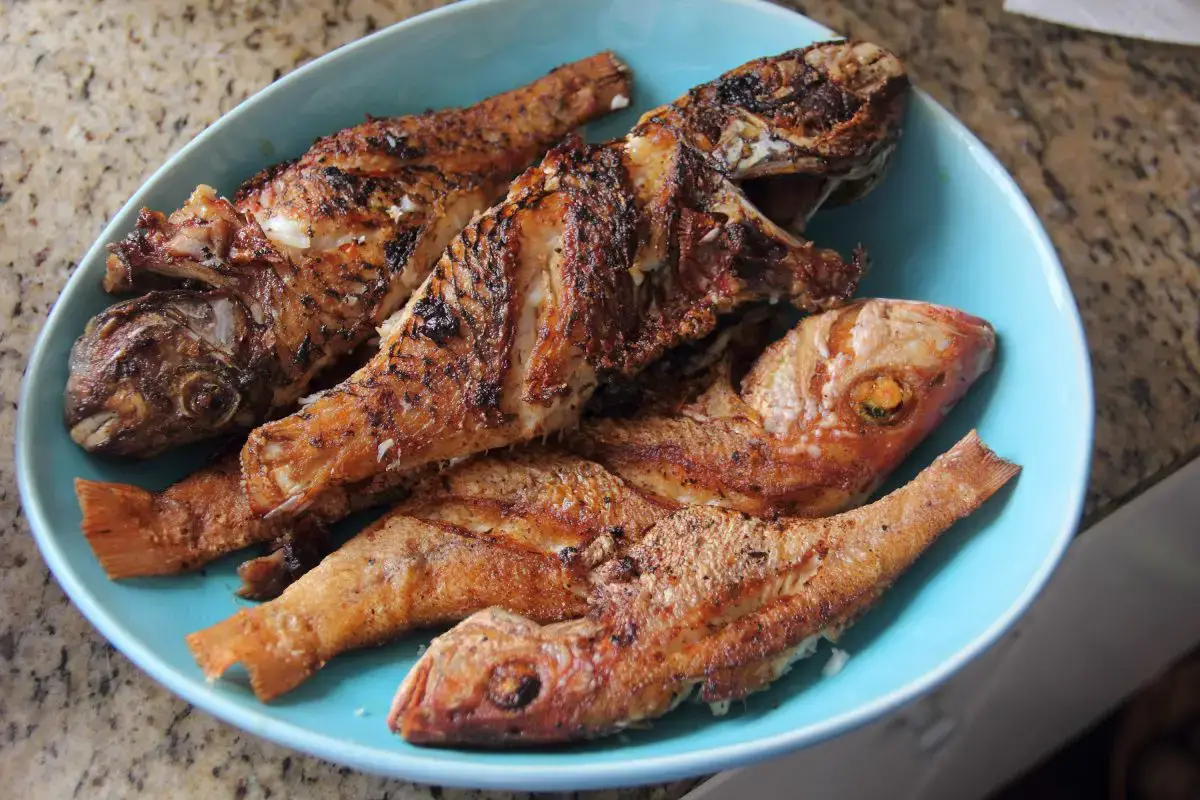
left=644, top=40, right=909, bottom=185
left=64, top=290, right=255, bottom=457
left=743, top=298, right=996, bottom=457
left=389, top=609, right=605, bottom=745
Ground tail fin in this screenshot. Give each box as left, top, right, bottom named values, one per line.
left=76, top=478, right=200, bottom=578
left=935, top=430, right=1022, bottom=501
left=186, top=609, right=321, bottom=702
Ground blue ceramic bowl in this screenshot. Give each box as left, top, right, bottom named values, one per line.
left=16, top=0, right=1093, bottom=790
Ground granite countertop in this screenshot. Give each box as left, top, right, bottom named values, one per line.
left=2, top=0, right=1197, bottom=796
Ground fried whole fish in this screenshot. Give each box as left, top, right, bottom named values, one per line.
left=573, top=299, right=997, bottom=515
left=186, top=448, right=665, bottom=701
left=238, top=41, right=908, bottom=517
left=77, top=297, right=982, bottom=588
left=182, top=299, right=993, bottom=700
left=389, top=431, right=1019, bottom=745
left=65, top=54, right=632, bottom=457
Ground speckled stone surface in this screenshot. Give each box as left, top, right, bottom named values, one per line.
left=1, top=0, right=1197, bottom=796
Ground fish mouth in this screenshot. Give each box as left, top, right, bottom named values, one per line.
left=64, top=379, right=155, bottom=455
left=68, top=411, right=123, bottom=451
left=388, top=658, right=436, bottom=738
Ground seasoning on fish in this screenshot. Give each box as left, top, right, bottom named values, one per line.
left=64, top=53, right=633, bottom=457
left=239, top=41, right=910, bottom=518
left=77, top=297, right=989, bottom=592
left=572, top=299, right=997, bottom=515
left=74, top=453, right=419, bottom=579
left=181, top=299, right=994, bottom=700
left=186, top=448, right=664, bottom=701
left=388, top=431, right=1019, bottom=745
left=649, top=40, right=908, bottom=227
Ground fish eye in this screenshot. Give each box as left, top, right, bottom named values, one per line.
left=175, top=371, right=240, bottom=426
left=846, top=373, right=910, bottom=425
left=486, top=661, right=542, bottom=710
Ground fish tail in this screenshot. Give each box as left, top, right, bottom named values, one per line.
left=935, top=430, right=1022, bottom=501
left=76, top=478, right=198, bottom=578
left=186, top=608, right=321, bottom=702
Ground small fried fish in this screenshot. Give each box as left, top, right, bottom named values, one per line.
left=65, top=53, right=632, bottom=457
left=238, top=41, right=909, bottom=517
left=183, top=300, right=995, bottom=700
left=389, top=431, right=1018, bottom=745
left=186, top=448, right=664, bottom=701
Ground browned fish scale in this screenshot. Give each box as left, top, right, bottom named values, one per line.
left=182, top=300, right=995, bottom=700
left=186, top=448, right=665, bottom=701
left=76, top=298, right=990, bottom=592
left=572, top=299, right=997, bottom=515
left=389, top=431, right=1019, bottom=746
left=239, top=41, right=910, bottom=518
left=644, top=39, right=908, bottom=227
left=65, top=53, right=632, bottom=457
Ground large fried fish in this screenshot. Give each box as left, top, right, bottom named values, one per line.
left=181, top=299, right=992, bottom=701
left=65, top=53, right=632, bottom=457
left=238, top=40, right=908, bottom=517
left=389, top=431, right=1019, bottom=745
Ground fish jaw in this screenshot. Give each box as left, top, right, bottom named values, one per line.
left=64, top=290, right=256, bottom=457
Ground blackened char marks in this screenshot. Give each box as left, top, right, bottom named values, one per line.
left=794, top=64, right=862, bottom=129
left=713, top=62, right=863, bottom=133
left=366, top=133, right=424, bottom=160
left=553, top=142, right=639, bottom=375
left=412, top=296, right=459, bottom=343
left=384, top=228, right=420, bottom=274
left=473, top=381, right=501, bottom=409
left=714, top=72, right=776, bottom=115
left=321, top=166, right=378, bottom=207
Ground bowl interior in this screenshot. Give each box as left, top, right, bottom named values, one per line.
left=17, top=0, right=1092, bottom=790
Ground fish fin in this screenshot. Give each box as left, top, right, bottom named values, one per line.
left=76, top=478, right=198, bottom=578
left=937, top=430, right=1022, bottom=499
left=186, top=610, right=321, bottom=702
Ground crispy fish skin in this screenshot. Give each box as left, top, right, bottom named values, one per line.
left=573, top=299, right=996, bottom=515
left=186, top=448, right=664, bottom=701
left=187, top=516, right=586, bottom=702
left=645, top=40, right=908, bottom=219
left=74, top=453, right=419, bottom=579
left=238, top=41, right=911, bottom=517
left=65, top=53, right=632, bottom=458
left=77, top=299, right=989, bottom=585
left=389, top=431, right=1019, bottom=745
left=183, top=299, right=994, bottom=700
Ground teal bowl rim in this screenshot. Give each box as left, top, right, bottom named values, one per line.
left=15, top=0, right=1094, bottom=789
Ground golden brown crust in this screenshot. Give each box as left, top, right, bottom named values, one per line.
left=66, top=53, right=632, bottom=457
left=187, top=448, right=661, bottom=701
left=390, top=432, right=1018, bottom=745
left=78, top=299, right=992, bottom=588
left=239, top=41, right=907, bottom=516
left=187, top=515, right=587, bottom=702
left=573, top=299, right=997, bottom=515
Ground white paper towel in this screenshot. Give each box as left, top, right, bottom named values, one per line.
left=1005, top=0, right=1200, bottom=45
